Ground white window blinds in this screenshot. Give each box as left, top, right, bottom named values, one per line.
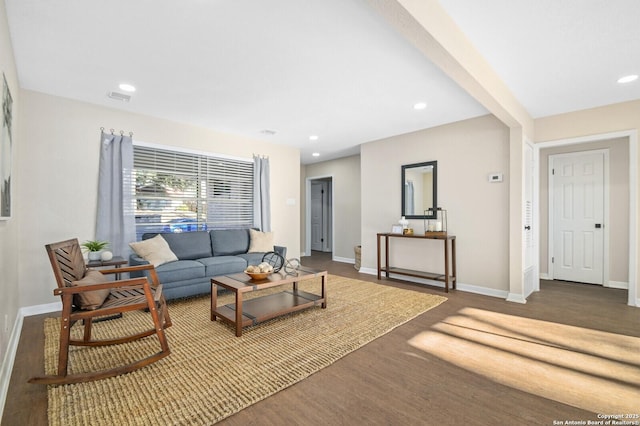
left=132, top=145, right=253, bottom=240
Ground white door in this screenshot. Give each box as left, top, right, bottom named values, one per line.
left=551, top=151, right=605, bottom=284
left=310, top=181, right=325, bottom=251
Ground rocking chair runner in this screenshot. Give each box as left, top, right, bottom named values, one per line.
left=29, top=238, right=172, bottom=385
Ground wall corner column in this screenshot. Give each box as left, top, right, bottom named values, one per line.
left=507, top=127, right=528, bottom=303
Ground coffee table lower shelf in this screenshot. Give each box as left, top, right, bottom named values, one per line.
left=213, top=290, right=324, bottom=330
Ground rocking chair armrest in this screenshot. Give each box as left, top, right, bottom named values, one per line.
left=97, top=264, right=162, bottom=287
left=97, top=264, right=156, bottom=275
left=54, top=277, right=152, bottom=296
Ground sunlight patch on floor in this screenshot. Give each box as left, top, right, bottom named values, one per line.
left=408, top=307, right=640, bottom=413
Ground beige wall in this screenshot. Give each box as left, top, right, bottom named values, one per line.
left=0, top=0, right=20, bottom=380
left=361, top=114, right=511, bottom=292
left=17, top=90, right=301, bottom=308
left=535, top=100, right=640, bottom=142
left=302, top=155, right=361, bottom=260
left=538, top=138, right=629, bottom=284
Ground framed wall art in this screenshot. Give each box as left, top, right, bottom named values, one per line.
left=391, top=225, right=403, bottom=234
left=1, top=73, right=12, bottom=220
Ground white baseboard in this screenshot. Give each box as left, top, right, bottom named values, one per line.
left=359, top=267, right=377, bottom=276
left=460, top=283, right=509, bottom=299
left=0, top=311, right=23, bottom=421
left=506, top=293, right=528, bottom=304
left=21, top=301, right=61, bottom=317
left=333, top=256, right=355, bottom=264
left=539, top=273, right=551, bottom=280
left=0, top=301, right=61, bottom=419
left=359, top=268, right=508, bottom=299
left=606, top=280, right=629, bottom=290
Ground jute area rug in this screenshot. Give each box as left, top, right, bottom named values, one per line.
left=44, top=275, right=446, bottom=425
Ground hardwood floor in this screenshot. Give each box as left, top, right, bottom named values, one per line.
left=3, top=251, right=639, bottom=425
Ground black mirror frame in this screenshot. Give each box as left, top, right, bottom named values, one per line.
left=401, top=160, right=437, bottom=219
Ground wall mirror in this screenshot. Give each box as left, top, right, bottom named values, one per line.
left=401, top=161, right=437, bottom=219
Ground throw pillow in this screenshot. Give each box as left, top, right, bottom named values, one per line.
left=72, top=269, right=110, bottom=310
left=129, top=234, right=178, bottom=267
left=248, top=229, right=274, bottom=253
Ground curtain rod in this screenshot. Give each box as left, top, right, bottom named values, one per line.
left=100, top=127, right=133, bottom=137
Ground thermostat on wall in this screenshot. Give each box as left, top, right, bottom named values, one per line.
left=488, top=173, right=503, bottom=182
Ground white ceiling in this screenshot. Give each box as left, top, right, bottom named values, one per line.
left=5, top=0, right=640, bottom=164
left=439, top=0, right=640, bottom=118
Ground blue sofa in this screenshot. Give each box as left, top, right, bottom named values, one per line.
left=129, top=229, right=286, bottom=300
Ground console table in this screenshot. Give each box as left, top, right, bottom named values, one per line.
left=377, top=233, right=457, bottom=292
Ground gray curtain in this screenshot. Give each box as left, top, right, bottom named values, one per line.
left=253, top=155, right=271, bottom=231
left=96, top=131, right=136, bottom=257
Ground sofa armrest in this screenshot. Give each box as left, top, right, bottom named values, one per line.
left=128, top=254, right=150, bottom=278
left=274, top=245, right=287, bottom=259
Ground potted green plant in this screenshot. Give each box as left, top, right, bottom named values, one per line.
left=81, top=240, right=109, bottom=261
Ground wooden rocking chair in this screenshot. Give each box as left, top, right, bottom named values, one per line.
left=29, top=238, right=172, bottom=385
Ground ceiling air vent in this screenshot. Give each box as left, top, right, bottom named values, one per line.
left=107, top=91, right=131, bottom=102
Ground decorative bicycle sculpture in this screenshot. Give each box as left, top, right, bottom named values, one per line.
left=258, top=251, right=303, bottom=276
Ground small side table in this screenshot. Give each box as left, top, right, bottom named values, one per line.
left=87, top=256, right=127, bottom=279
left=87, top=256, right=127, bottom=269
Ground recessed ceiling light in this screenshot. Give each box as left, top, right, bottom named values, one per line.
left=309, top=135, right=319, bottom=141
left=312, top=152, right=320, bottom=157
left=413, top=102, right=427, bottom=110
left=119, top=83, right=136, bottom=92
left=617, top=75, right=638, bottom=84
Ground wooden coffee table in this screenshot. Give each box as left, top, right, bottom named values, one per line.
left=210, top=267, right=327, bottom=337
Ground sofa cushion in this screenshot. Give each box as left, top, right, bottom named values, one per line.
left=155, top=260, right=205, bottom=283
left=236, top=252, right=267, bottom=266
left=198, top=256, right=247, bottom=277
left=143, top=231, right=212, bottom=260
left=129, top=234, right=178, bottom=267
left=248, top=229, right=274, bottom=253
left=161, top=278, right=213, bottom=301
left=210, top=229, right=250, bottom=256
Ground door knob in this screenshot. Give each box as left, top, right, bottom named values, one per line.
left=595, top=223, right=602, bottom=228
left=524, top=226, right=531, bottom=230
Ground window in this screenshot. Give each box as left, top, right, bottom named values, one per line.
left=133, top=144, right=253, bottom=240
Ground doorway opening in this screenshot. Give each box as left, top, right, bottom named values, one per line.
left=534, top=130, right=637, bottom=307
left=305, top=176, right=333, bottom=257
